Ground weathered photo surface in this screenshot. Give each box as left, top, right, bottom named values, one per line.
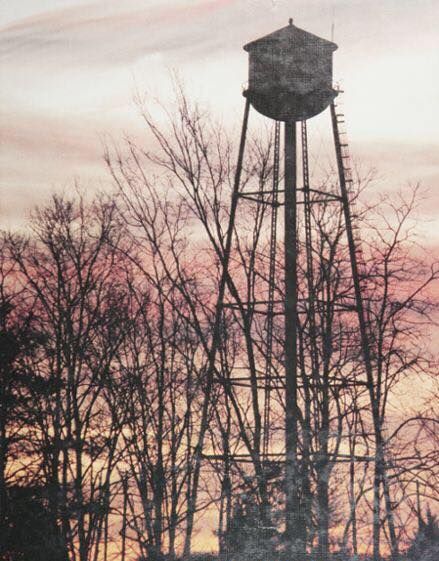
left=1, top=2, right=438, bottom=561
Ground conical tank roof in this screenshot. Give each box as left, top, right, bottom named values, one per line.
left=243, top=21, right=337, bottom=52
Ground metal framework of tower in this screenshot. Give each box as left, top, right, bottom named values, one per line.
left=202, top=22, right=377, bottom=561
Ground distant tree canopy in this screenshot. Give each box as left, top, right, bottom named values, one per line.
left=228, top=499, right=279, bottom=561
left=2, top=485, right=68, bottom=561
left=408, top=508, right=439, bottom=561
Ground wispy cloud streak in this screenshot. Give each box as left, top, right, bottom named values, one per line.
left=0, top=1, right=241, bottom=67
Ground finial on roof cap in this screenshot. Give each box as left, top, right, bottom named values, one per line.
left=289, top=18, right=293, bottom=26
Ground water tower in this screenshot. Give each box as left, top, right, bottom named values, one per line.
left=243, top=19, right=338, bottom=121
left=204, top=20, right=375, bottom=561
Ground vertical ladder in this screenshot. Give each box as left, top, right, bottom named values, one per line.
left=331, top=99, right=373, bottom=373
left=331, top=101, right=368, bottom=289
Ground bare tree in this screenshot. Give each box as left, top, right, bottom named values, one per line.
left=4, top=193, right=133, bottom=561
left=2, top=84, right=438, bottom=561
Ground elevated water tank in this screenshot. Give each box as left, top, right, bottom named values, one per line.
left=243, top=20, right=338, bottom=122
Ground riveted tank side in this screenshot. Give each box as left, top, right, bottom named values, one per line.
left=244, top=22, right=338, bottom=122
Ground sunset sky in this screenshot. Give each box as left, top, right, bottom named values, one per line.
left=1, top=2, right=438, bottom=554
left=1, top=0, right=438, bottom=236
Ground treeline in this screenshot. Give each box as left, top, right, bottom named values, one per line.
left=0, top=92, right=438, bottom=561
